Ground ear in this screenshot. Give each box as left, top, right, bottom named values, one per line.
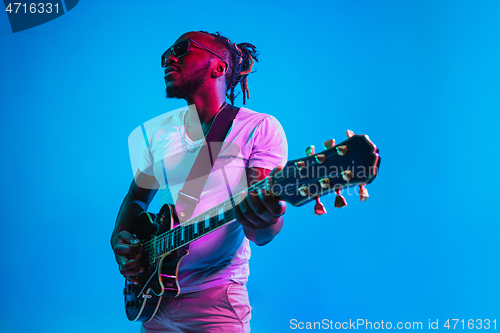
left=212, top=61, right=229, bottom=78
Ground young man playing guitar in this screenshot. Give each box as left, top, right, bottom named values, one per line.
left=111, top=31, right=288, bottom=332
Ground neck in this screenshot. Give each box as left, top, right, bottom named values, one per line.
left=185, top=93, right=227, bottom=128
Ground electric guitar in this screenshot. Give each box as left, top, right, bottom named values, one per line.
left=123, top=131, right=381, bottom=322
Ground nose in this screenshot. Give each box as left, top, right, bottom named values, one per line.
left=162, top=49, right=178, bottom=68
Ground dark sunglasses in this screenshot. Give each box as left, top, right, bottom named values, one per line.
left=161, top=39, right=225, bottom=67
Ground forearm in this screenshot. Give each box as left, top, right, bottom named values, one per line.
left=111, top=192, right=150, bottom=242
left=243, top=216, right=284, bottom=246
left=112, top=173, right=158, bottom=241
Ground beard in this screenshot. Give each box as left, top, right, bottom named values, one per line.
left=165, top=60, right=211, bottom=99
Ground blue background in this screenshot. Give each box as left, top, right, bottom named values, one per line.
left=1, top=0, right=499, bottom=332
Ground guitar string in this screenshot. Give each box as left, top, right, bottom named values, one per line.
left=143, top=147, right=343, bottom=247
left=140, top=166, right=348, bottom=255
left=139, top=173, right=282, bottom=254
left=143, top=207, right=239, bottom=255
left=140, top=162, right=359, bottom=256
left=141, top=141, right=376, bottom=254
left=137, top=143, right=377, bottom=260
left=140, top=164, right=352, bottom=254
left=140, top=177, right=267, bottom=253
left=140, top=168, right=269, bottom=249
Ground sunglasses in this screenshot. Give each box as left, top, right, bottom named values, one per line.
left=161, top=39, right=225, bottom=68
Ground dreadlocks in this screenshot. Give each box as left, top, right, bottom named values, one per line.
left=199, top=31, right=259, bottom=105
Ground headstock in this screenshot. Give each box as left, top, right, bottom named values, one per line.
left=272, top=130, right=380, bottom=214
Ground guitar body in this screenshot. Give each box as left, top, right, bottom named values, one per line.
left=124, top=204, right=189, bottom=322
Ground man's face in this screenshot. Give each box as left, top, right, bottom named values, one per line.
left=163, top=32, right=218, bottom=100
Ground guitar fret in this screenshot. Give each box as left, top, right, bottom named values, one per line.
left=205, top=214, right=210, bottom=230
left=188, top=224, right=194, bottom=241
left=209, top=215, right=216, bottom=229
left=222, top=209, right=229, bottom=227
left=172, top=229, right=176, bottom=250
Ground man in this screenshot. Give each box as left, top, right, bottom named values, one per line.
left=111, top=31, right=288, bottom=332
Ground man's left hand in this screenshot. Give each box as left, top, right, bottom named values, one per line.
left=235, top=166, right=286, bottom=245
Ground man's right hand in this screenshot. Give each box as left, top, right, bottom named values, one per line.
left=111, top=230, right=144, bottom=285
left=112, top=173, right=159, bottom=284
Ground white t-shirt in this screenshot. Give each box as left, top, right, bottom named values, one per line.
left=138, top=106, right=287, bottom=293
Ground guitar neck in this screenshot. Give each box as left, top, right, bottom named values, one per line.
left=144, top=134, right=381, bottom=264
left=145, top=180, right=265, bottom=264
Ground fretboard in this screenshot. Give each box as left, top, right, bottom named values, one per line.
left=145, top=196, right=239, bottom=264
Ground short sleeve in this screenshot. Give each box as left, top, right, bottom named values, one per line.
left=138, top=125, right=155, bottom=176
left=248, top=115, right=288, bottom=170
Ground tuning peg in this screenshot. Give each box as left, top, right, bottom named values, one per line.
left=324, top=139, right=335, bottom=149
left=346, top=130, right=354, bottom=138
left=358, top=184, right=369, bottom=201
left=305, top=145, right=315, bottom=156
left=334, top=189, right=347, bottom=208
left=341, top=170, right=353, bottom=181
left=298, top=186, right=308, bottom=197
left=336, top=145, right=348, bottom=156
left=314, top=196, right=327, bottom=215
